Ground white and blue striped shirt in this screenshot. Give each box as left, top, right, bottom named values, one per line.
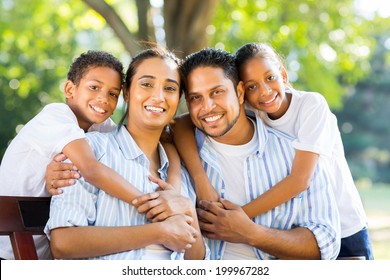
left=45, top=126, right=199, bottom=260
left=195, top=111, right=341, bottom=260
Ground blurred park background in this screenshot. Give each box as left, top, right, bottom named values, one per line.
left=1, top=0, right=389, bottom=259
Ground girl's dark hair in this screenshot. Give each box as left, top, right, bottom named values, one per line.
left=67, top=50, right=124, bottom=85
left=119, top=47, right=183, bottom=126
left=181, top=48, right=239, bottom=94
left=235, top=43, right=286, bottom=79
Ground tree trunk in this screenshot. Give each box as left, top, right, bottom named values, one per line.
left=163, top=0, right=219, bottom=58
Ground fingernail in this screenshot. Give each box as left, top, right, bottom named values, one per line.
left=69, top=179, right=75, bottom=185
left=74, top=173, right=80, bottom=178
left=132, top=199, right=137, bottom=204
left=73, top=166, right=78, bottom=170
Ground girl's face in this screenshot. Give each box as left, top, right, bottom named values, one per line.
left=125, top=57, right=180, bottom=131
left=240, top=57, right=290, bottom=120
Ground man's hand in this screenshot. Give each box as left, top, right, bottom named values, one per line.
left=132, top=176, right=194, bottom=222
left=197, top=199, right=255, bottom=243
left=45, top=153, right=80, bottom=195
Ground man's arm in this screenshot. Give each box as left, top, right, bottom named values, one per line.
left=197, top=199, right=321, bottom=260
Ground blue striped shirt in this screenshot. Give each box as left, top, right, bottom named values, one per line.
left=44, top=126, right=200, bottom=260
left=196, top=111, right=341, bottom=260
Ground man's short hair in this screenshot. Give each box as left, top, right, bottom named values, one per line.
left=180, top=48, right=239, bottom=94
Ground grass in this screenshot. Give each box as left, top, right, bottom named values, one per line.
left=358, top=183, right=390, bottom=260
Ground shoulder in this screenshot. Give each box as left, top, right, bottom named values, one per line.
left=85, top=131, right=115, bottom=159
left=89, top=117, right=117, bottom=132
left=294, top=89, right=328, bottom=108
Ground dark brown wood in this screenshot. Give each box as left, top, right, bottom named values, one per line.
left=0, top=196, right=51, bottom=260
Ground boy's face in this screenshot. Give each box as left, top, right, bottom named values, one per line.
left=64, top=66, right=122, bottom=131
left=185, top=66, right=245, bottom=142
left=240, top=57, right=289, bottom=120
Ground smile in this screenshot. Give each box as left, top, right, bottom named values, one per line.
left=261, top=95, right=277, bottom=105
left=90, top=104, right=107, bottom=114
left=203, top=114, right=223, bottom=122
left=145, top=105, right=165, bottom=113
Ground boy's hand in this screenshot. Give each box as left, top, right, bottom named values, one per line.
left=45, top=153, right=80, bottom=195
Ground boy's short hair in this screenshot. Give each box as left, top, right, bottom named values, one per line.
left=67, top=50, right=124, bottom=85
left=180, top=48, right=239, bottom=94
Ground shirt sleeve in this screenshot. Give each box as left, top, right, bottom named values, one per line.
left=21, top=104, right=86, bottom=159
left=293, top=94, right=338, bottom=158
left=297, top=162, right=341, bottom=259
left=44, top=177, right=99, bottom=239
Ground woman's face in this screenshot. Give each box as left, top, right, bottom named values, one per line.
left=126, top=57, right=180, bottom=131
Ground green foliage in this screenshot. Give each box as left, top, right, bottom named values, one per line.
left=209, top=0, right=375, bottom=109
left=0, top=0, right=125, bottom=159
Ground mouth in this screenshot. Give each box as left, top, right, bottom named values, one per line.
left=201, top=114, right=223, bottom=123
left=260, top=94, right=277, bottom=105
left=145, top=105, right=165, bottom=113
left=89, top=104, right=108, bottom=114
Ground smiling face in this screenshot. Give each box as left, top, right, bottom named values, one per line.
left=186, top=66, right=247, bottom=142
left=125, top=57, right=180, bottom=132
left=240, top=57, right=290, bottom=120
left=65, top=66, right=122, bottom=131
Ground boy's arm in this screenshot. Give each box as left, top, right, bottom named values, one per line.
left=62, top=138, right=144, bottom=204
left=172, top=114, right=219, bottom=202
left=242, top=150, right=319, bottom=218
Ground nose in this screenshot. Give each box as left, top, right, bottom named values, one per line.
left=151, top=86, right=164, bottom=102
left=259, top=82, right=272, bottom=97
left=96, top=91, right=109, bottom=104
left=201, top=96, right=215, bottom=112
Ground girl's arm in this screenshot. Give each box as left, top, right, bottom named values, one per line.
left=62, top=138, right=143, bottom=204
left=172, top=114, right=219, bottom=202
left=161, top=142, right=181, bottom=192
left=242, top=150, right=319, bottom=218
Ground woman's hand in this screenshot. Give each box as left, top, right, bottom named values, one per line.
left=45, top=153, right=80, bottom=195
left=158, top=214, right=199, bottom=253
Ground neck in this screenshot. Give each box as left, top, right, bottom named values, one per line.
left=125, top=124, right=162, bottom=167
left=213, top=107, right=254, bottom=145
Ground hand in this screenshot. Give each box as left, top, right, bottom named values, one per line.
left=159, top=214, right=199, bottom=253
left=45, top=153, right=80, bottom=195
left=132, top=176, right=194, bottom=222
left=197, top=199, right=255, bottom=243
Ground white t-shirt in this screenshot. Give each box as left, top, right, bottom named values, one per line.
left=208, top=119, right=258, bottom=260
left=248, top=88, right=367, bottom=238
left=0, top=103, right=116, bottom=259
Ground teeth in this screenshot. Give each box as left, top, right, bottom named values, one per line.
left=146, top=106, right=164, bottom=113
left=263, top=96, right=276, bottom=104
left=91, top=105, right=106, bottom=113
left=204, top=115, right=222, bottom=122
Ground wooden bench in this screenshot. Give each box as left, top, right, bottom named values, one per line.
left=0, top=196, right=51, bottom=260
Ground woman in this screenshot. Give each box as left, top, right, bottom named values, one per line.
left=44, top=48, right=206, bottom=260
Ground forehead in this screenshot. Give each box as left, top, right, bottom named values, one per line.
left=134, top=57, right=179, bottom=81
left=187, top=66, right=232, bottom=93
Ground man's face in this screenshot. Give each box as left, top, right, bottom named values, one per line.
left=186, top=66, right=245, bottom=141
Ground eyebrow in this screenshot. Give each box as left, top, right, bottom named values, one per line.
left=138, top=75, right=179, bottom=86
left=188, top=84, right=225, bottom=96
left=91, top=79, right=121, bottom=91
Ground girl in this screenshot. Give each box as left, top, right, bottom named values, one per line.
left=173, top=42, right=373, bottom=260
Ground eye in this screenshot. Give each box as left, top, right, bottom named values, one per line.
left=267, top=75, right=276, bottom=81
left=165, top=86, right=177, bottom=92
left=212, top=89, right=223, bottom=95
left=141, top=82, right=152, bottom=88
left=246, top=84, right=257, bottom=91
left=189, top=95, right=200, bottom=102
left=89, top=85, right=98, bottom=91
left=109, top=92, right=119, bottom=98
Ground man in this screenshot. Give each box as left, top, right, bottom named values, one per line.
left=180, top=48, right=340, bottom=260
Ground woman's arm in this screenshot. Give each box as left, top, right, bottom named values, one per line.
left=242, top=150, right=319, bottom=218
left=62, top=138, right=144, bottom=204
left=50, top=214, right=199, bottom=259
left=172, top=114, right=219, bottom=202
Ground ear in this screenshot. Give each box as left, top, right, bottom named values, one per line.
left=123, top=84, right=129, bottom=103
left=236, top=81, right=245, bottom=105
left=281, top=67, right=289, bottom=84
left=63, top=80, right=75, bottom=99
